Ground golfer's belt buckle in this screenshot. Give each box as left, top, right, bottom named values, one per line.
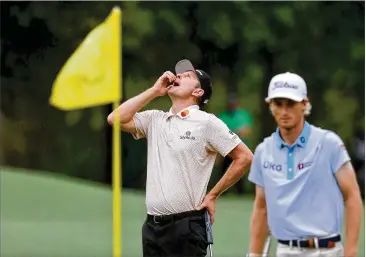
left=306, top=237, right=335, bottom=249
left=153, top=216, right=160, bottom=224
left=297, top=239, right=301, bottom=248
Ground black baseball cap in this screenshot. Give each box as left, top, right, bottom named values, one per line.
left=175, top=59, right=213, bottom=107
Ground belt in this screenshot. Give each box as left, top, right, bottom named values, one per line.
left=278, top=234, right=341, bottom=249
left=147, top=209, right=205, bottom=224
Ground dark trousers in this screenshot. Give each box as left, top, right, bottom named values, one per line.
left=222, top=156, right=244, bottom=194
left=142, top=210, right=208, bottom=257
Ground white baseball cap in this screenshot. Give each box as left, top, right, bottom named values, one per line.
left=265, top=72, right=307, bottom=102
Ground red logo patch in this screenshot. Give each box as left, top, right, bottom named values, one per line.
left=181, top=110, right=189, bottom=117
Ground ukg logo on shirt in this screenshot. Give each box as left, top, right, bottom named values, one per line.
left=263, top=161, right=282, bottom=172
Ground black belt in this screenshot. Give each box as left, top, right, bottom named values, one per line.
left=278, top=234, right=341, bottom=249
left=147, top=209, right=205, bottom=224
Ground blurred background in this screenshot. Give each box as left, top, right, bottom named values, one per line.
left=1, top=1, right=364, bottom=257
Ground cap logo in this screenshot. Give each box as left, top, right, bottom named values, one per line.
left=272, top=81, right=298, bottom=90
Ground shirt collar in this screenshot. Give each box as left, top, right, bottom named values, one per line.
left=274, top=121, right=311, bottom=149
left=166, top=105, right=200, bottom=120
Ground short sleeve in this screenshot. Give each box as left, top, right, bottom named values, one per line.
left=205, top=114, right=242, bottom=157
left=248, top=144, right=264, bottom=187
left=131, top=110, right=158, bottom=140
left=325, top=132, right=351, bottom=174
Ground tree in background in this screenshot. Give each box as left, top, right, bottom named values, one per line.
left=1, top=1, right=364, bottom=189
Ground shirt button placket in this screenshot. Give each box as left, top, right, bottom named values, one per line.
left=287, top=147, right=295, bottom=180
left=167, top=118, right=174, bottom=146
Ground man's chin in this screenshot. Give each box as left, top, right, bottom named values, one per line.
left=278, top=121, right=295, bottom=130
left=167, top=87, right=178, bottom=94
left=167, top=91, right=178, bottom=100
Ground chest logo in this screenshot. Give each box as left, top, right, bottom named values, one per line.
left=180, top=131, right=196, bottom=140
left=181, top=110, right=189, bottom=117
left=263, top=161, right=282, bottom=172
left=298, top=161, right=313, bottom=170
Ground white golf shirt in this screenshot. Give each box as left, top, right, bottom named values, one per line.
left=132, top=105, right=242, bottom=215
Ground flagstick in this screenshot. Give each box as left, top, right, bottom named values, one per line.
left=49, top=6, right=123, bottom=254
left=112, top=6, right=122, bottom=257
left=112, top=101, right=121, bottom=257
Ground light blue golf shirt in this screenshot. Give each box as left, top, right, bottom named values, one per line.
left=248, top=121, right=351, bottom=240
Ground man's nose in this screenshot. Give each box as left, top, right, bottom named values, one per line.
left=279, top=106, right=289, bottom=115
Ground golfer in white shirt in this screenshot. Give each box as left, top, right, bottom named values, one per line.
left=108, top=59, right=253, bottom=257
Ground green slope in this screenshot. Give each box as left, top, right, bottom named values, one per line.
left=0, top=168, right=364, bottom=257
left=1, top=168, right=112, bottom=257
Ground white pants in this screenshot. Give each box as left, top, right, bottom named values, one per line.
left=276, top=242, right=344, bottom=257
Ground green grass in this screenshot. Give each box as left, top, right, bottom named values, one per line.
left=0, top=168, right=365, bottom=257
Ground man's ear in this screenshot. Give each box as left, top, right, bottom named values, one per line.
left=192, top=88, right=204, bottom=98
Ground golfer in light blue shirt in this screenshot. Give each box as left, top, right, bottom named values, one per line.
left=246, top=72, right=363, bottom=257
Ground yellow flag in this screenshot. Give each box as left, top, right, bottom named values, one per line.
left=50, top=7, right=121, bottom=110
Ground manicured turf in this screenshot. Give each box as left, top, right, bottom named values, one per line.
left=1, top=168, right=364, bottom=257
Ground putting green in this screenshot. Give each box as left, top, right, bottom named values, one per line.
left=1, top=168, right=364, bottom=257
